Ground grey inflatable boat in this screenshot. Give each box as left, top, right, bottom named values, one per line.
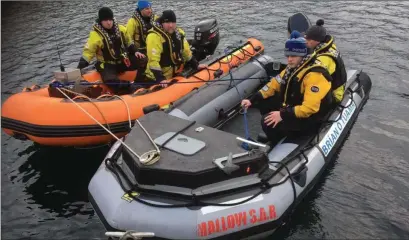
left=88, top=48, right=372, bottom=239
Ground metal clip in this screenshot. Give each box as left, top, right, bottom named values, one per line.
left=213, top=151, right=250, bottom=174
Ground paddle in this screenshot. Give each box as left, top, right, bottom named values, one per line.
left=287, top=12, right=312, bottom=37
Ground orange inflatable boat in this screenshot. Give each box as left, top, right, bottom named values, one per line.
left=1, top=38, right=264, bottom=147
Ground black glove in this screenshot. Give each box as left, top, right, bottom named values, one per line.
left=151, top=69, right=166, bottom=83
left=127, top=44, right=137, bottom=55
left=77, top=57, right=89, bottom=69
left=185, top=56, right=199, bottom=70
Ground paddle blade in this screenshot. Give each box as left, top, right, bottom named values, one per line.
left=287, top=12, right=312, bottom=36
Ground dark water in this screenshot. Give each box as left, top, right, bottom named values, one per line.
left=2, top=1, right=409, bottom=239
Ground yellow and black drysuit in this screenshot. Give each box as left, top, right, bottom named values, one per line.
left=126, top=9, right=159, bottom=82
left=77, top=19, right=138, bottom=93
left=145, top=22, right=199, bottom=82
left=126, top=9, right=159, bottom=54
left=251, top=53, right=333, bottom=145
left=313, top=35, right=347, bottom=103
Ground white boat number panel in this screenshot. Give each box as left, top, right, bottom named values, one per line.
left=319, top=100, right=357, bottom=157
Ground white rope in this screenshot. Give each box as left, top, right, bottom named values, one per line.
left=112, top=95, right=160, bottom=154
left=112, top=95, right=161, bottom=165
left=57, top=88, right=159, bottom=164
left=112, top=95, right=132, bottom=130
left=135, top=120, right=160, bottom=153
left=60, top=87, right=112, bottom=132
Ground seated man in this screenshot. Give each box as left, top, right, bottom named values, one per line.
left=77, top=7, right=138, bottom=94
left=305, top=19, right=347, bottom=103
left=241, top=32, right=333, bottom=146
left=126, top=0, right=159, bottom=82
left=145, top=10, right=206, bottom=84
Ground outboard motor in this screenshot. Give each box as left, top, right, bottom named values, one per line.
left=190, top=19, right=220, bottom=62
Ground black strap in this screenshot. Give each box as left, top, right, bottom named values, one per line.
left=302, top=66, right=333, bottom=83
left=158, top=121, right=196, bottom=149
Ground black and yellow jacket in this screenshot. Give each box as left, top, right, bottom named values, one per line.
left=126, top=10, right=159, bottom=53
left=78, top=21, right=131, bottom=69
left=314, top=35, right=347, bottom=102
left=255, top=53, right=333, bottom=121
left=145, top=22, right=194, bottom=82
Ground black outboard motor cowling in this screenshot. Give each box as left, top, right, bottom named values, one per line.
left=190, top=19, right=220, bottom=62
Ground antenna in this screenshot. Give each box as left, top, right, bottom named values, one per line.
left=56, top=43, right=65, bottom=72
left=53, top=29, right=65, bottom=72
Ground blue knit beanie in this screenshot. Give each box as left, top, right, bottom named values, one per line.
left=137, top=0, right=152, bottom=10
left=289, top=30, right=302, bottom=39
left=284, top=31, right=308, bottom=57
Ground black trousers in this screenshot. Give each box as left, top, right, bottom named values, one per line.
left=96, top=55, right=147, bottom=94
left=255, top=96, right=321, bottom=146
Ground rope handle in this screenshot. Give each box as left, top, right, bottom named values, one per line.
left=72, top=95, right=90, bottom=101
left=105, top=230, right=154, bottom=239
left=96, top=94, right=115, bottom=100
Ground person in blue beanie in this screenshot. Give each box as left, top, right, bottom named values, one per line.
left=241, top=31, right=333, bottom=146
left=126, top=0, right=159, bottom=81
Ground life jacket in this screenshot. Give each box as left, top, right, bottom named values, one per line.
left=132, top=9, right=154, bottom=50
left=148, top=22, right=185, bottom=69
left=280, top=55, right=333, bottom=117
left=315, top=35, right=347, bottom=91
left=93, top=21, right=128, bottom=64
